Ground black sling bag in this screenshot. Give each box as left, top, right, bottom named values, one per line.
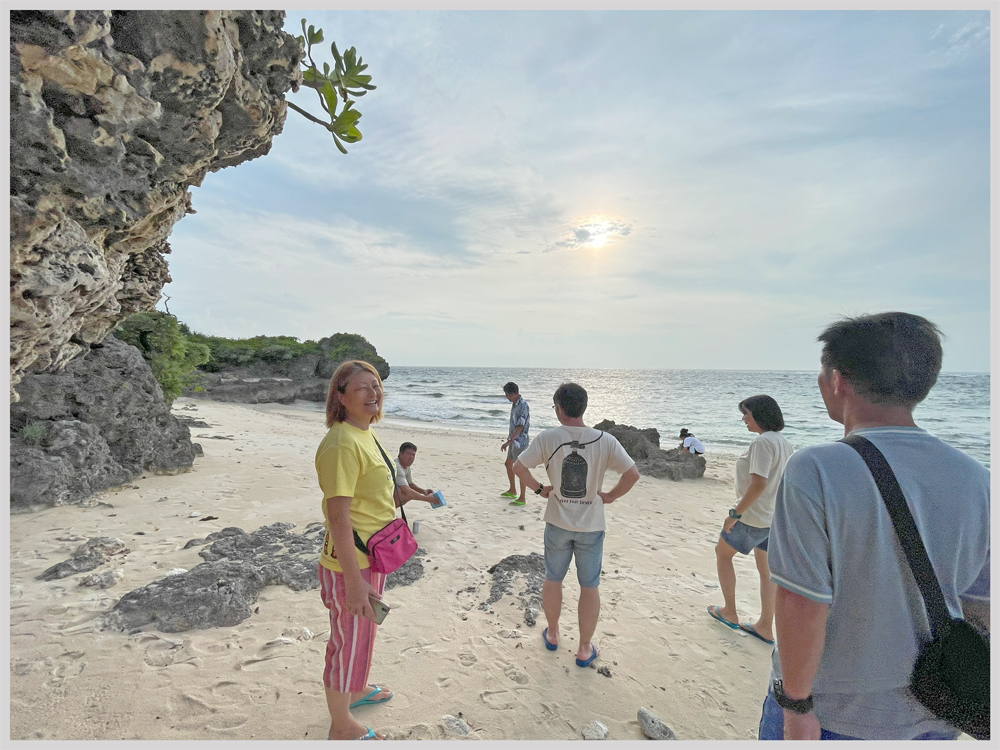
left=842, top=434, right=989, bottom=740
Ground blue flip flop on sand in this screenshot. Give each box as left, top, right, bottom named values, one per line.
left=576, top=645, right=599, bottom=667
left=542, top=627, right=558, bottom=651
left=739, top=622, right=775, bottom=645
left=349, top=685, right=393, bottom=709
left=707, top=605, right=739, bottom=630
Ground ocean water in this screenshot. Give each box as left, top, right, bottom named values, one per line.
left=298, top=367, right=991, bottom=468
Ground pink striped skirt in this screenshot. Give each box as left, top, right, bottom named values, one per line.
left=318, top=564, right=387, bottom=692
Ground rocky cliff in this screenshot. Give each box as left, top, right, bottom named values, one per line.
left=10, top=337, right=199, bottom=512
left=10, top=10, right=302, bottom=400
left=185, top=332, right=390, bottom=404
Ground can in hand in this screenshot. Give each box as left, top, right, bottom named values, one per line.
left=413, top=520, right=420, bottom=534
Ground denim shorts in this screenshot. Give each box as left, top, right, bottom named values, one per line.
left=544, top=523, right=604, bottom=588
left=719, top=520, right=769, bottom=555
left=757, top=689, right=960, bottom=740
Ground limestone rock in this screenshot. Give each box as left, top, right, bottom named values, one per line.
left=486, top=553, right=545, bottom=612
left=385, top=546, right=426, bottom=590
left=593, top=420, right=705, bottom=481
left=105, top=559, right=267, bottom=632
left=38, top=536, right=127, bottom=580
left=441, top=715, right=470, bottom=736
left=10, top=10, right=302, bottom=399
left=637, top=708, right=677, bottom=740
left=582, top=720, right=609, bottom=740
left=10, top=337, right=197, bottom=510
left=79, top=568, right=124, bottom=588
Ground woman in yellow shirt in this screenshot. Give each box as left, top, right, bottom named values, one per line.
left=315, top=360, right=397, bottom=741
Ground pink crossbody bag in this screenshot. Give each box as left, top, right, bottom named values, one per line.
left=350, top=435, right=417, bottom=575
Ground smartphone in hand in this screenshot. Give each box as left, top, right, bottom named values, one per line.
left=368, top=594, right=390, bottom=625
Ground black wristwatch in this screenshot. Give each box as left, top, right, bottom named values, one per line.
left=534, top=485, right=543, bottom=495
left=728, top=508, right=742, bottom=519
left=772, top=680, right=814, bottom=714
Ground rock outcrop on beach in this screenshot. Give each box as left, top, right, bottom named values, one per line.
left=185, top=332, right=391, bottom=404
left=10, top=10, right=302, bottom=400
left=37, top=536, right=128, bottom=581
left=10, top=337, right=198, bottom=511
left=106, top=522, right=424, bottom=632
left=593, top=420, right=706, bottom=481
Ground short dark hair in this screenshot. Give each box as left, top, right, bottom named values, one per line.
left=399, top=442, right=417, bottom=454
left=503, top=381, right=519, bottom=395
left=818, top=312, right=943, bottom=407
left=738, top=395, right=785, bottom=432
left=553, top=382, right=588, bottom=418
left=679, top=428, right=692, bottom=438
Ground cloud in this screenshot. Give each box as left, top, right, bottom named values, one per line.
left=551, top=217, right=633, bottom=251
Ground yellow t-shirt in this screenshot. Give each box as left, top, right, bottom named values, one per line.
left=315, top=422, right=396, bottom=572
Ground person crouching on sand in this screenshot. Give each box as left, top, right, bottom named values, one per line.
left=513, top=383, right=640, bottom=667
left=707, top=395, right=793, bottom=646
left=315, top=360, right=396, bottom=741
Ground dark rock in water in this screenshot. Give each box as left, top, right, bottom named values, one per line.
left=38, top=537, right=127, bottom=580
left=185, top=333, right=391, bottom=404
left=10, top=338, right=197, bottom=510
left=637, top=707, right=677, bottom=740
left=106, top=560, right=267, bottom=633
left=593, top=420, right=705, bottom=481
left=385, top=546, right=427, bottom=590
left=486, top=553, right=545, bottom=610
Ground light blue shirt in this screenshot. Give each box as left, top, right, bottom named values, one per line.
left=509, top=395, right=530, bottom=450
left=768, top=426, right=990, bottom=739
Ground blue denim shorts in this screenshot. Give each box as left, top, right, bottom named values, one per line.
left=543, top=523, right=604, bottom=588
left=719, top=520, right=769, bottom=555
left=757, top=689, right=960, bottom=740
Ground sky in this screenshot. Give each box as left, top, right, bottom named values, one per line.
left=163, top=9, right=992, bottom=372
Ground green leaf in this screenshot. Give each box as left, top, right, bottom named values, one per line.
left=313, top=28, right=324, bottom=44
left=341, top=125, right=362, bottom=143
left=302, top=67, right=318, bottom=83
left=331, top=41, right=343, bottom=66
left=321, top=80, right=339, bottom=115
left=332, top=132, right=348, bottom=154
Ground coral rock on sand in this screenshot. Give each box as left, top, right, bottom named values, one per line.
left=442, top=715, right=470, bottom=736
left=79, top=568, right=124, bottom=588
left=486, top=552, right=545, bottom=608
left=583, top=720, right=609, bottom=740
left=106, top=559, right=267, bottom=632
left=37, top=537, right=127, bottom=580
left=637, top=707, right=677, bottom=740
left=593, top=420, right=705, bottom=481
left=386, top=547, right=426, bottom=590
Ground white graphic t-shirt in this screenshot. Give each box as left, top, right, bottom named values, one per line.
left=517, top=426, right=635, bottom=532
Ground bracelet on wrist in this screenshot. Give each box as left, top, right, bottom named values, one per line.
left=772, top=680, right=814, bottom=714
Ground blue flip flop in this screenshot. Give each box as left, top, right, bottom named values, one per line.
left=575, top=645, right=599, bottom=667
left=349, top=685, right=393, bottom=709
left=354, top=727, right=377, bottom=740
left=739, top=622, right=775, bottom=645
left=708, top=605, right=739, bottom=630
left=542, top=627, right=558, bottom=651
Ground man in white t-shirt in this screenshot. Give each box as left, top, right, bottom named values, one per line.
left=393, top=442, right=437, bottom=506
left=513, top=383, right=639, bottom=668
left=678, top=428, right=705, bottom=454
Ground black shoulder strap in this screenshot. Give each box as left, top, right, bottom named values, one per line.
left=840, top=434, right=951, bottom=637
left=351, top=432, right=409, bottom=556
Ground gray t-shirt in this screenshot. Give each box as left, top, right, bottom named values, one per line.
left=516, top=426, right=635, bottom=532
left=768, top=426, right=990, bottom=740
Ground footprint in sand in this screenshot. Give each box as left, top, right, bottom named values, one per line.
left=458, top=652, right=478, bottom=667
left=503, top=664, right=529, bottom=684
left=481, top=689, right=516, bottom=710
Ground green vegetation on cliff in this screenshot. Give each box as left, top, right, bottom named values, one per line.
left=115, top=312, right=211, bottom=403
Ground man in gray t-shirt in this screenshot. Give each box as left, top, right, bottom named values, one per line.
left=761, top=313, right=990, bottom=741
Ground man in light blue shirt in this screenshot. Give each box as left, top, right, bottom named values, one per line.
left=761, top=312, right=990, bottom=741
left=500, top=381, right=530, bottom=506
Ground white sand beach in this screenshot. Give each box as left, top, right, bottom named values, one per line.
left=10, top=398, right=780, bottom=741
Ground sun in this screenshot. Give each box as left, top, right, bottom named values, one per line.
left=590, top=233, right=609, bottom=249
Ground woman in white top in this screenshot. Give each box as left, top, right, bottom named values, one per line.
left=707, top=395, right=793, bottom=646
